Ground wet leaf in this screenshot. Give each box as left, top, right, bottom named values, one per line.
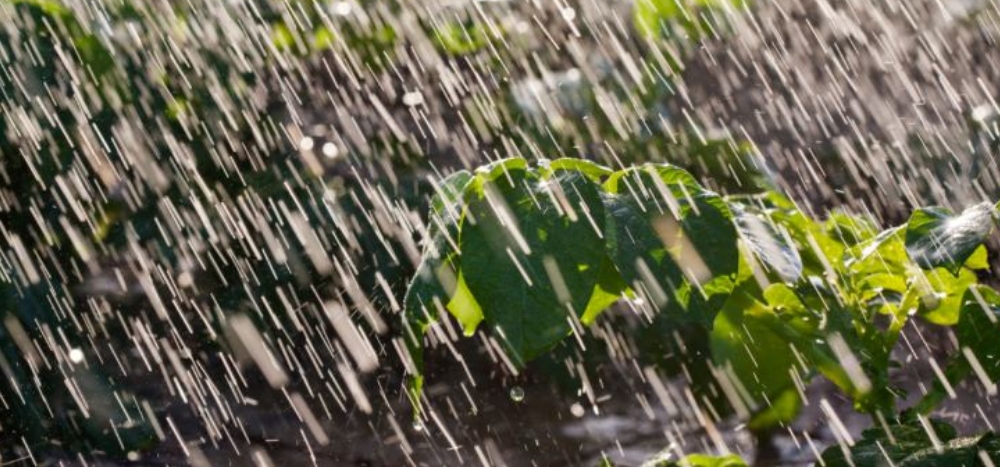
left=905, top=203, right=995, bottom=275
left=731, top=203, right=803, bottom=282
left=819, top=418, right=1000, bottom=467
left=710, top=282, right=803, bottom=423
left=461, top=164, right=608, bottom=364
left=604, top=165, right=739, bottom=325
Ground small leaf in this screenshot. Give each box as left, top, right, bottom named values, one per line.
left=731, top=203, right=803, bottom=282
left=826, top=210, right=879, bottom=246
left=965, top=245, right=990, bottom=270
left=914, top=268, right=977, bottom=326
left=662, top=453, right=748, bottom=467
left=404, top=170, right=476, bottom=332
left=581, top=255, right=628, bottom=324
left=905, top=203, right=995, bottom=275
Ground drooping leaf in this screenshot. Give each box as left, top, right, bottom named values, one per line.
left=404, top=170, right=476, bottom=333
left=905, top=203, right=995, bottom=275
left=604, top=165, right=739, bottom=326
left=460, top=164, right=608, bottom=365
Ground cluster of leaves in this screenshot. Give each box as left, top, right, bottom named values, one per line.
left=404, top=157, right=1000, bottom=462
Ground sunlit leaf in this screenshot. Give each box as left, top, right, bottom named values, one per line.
left=461, top=165, right=608, bottom=364
left=731, top=203, right=803, bottom=282
left=905, top=203, right=995, bottom=275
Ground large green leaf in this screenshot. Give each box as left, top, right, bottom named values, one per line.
left=604, top=165, right=739, bottom=326
left=905, top=203, right=995, bottom=275
left=460, top=163, right=608, bottom=365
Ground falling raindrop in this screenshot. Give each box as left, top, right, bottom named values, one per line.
left=332, top=1, right=352, bottom=16
left=69, top=348, right=84, bottom=364
left=402, top=92, right=424, bottom=107
left=509, top=386, right=525, bottom=402
left=322, top=142, right=340, bottom=159
left=300, top=136, right=315, bottom=152
left=570, top=403, right=585, bottom=418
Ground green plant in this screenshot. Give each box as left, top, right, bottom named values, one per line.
left=403, top=157, right=1000, bottom=463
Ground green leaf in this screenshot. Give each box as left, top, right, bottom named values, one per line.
left=604, top=165, right=739, bottom=325
left=633, top=0, right=748, bottom=41
left=747, top=388, right=801, bottom=431
left=660, top=453, right=748, bottom=467
left=848, top=226, right=909, bottom=277
left=404, top=170, right=476, bottom=333
left=731, top=203, right=803, bottom=282
left=956, top=285, right=1000, bottom=381
left=742, top=194, right=844, bottom=278
left=905, top=203, right=995, bottom=275
left=710, top=282, right=803, bottom=422
left=914, top=267, right=977, bottom=326
left=581, top=254, right=629, bottom=324
left=966, top=245, right=990, bottom=270
left=896, top=433, right=1000, bottom=466
left=819, top=419, right=1000, bottom=467
left=402, top=170, right=475, bottom=408
left=819, top=418, right=960, bottom=467
left=432, top=21, right=492, bottom=55
left=461, top=166, right=608, bottom=364
left=826, top=210, right=879, bottom=247
left=544, top=158, right=613, bottom=181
